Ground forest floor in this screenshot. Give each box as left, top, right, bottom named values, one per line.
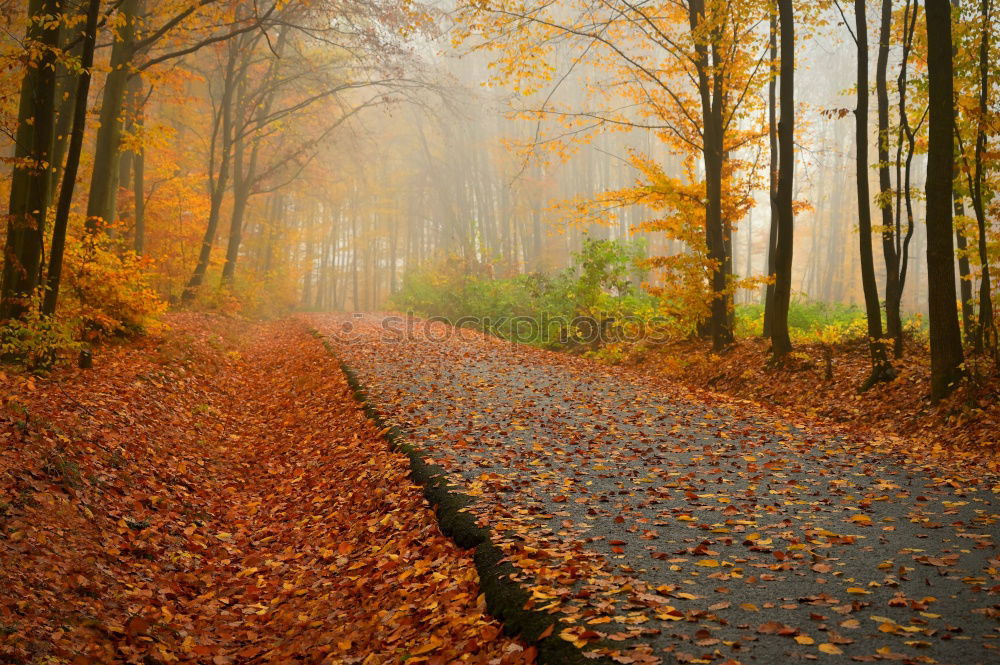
left=641, top=336, right=1000, bottom=454
left=320, top=313, right=1000, bottom=665
left=0, top=314, right=534, bottom=665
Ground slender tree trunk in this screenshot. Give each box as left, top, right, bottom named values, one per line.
left=49, top=20, right=85, bottom=199
left=744, top=208, right=753, bottom=298
left=954, top=196, right=975, bottom=342
left=0, top=0, right=63, bottom=320
left=877, top=0, right=904, bottom=356
left=351, top=197, right=360, bottom=310
left=924, top=0, right=965, bottom=398
left=389, top=217, right=398, bottom=295
left=85, top=0, right=139, bottom=232
left=133, top=146, right=146, bottom=255
left=532, top=205, right=543, bottom=271
left=690, top=1, right=733, bottom=351
left=43, top=0, right=100, bottom=317
left=970, top=0, right=996, bottom=355
left=891, top=0, right=920, bottom=354
left=302, top=222, right=313, bottom=308
left=184, top=41, right=239, bottom=300
left=219, top=27, right=287, bottom=286
left=220, top=130, right=250, bottom=285
left=855, top=0, right=895, bottom=386
left=770, top=0, right=794, bottom=357
left=763, top=6, right=778, bottom=336
left=704, top=128, right=731, bottom=351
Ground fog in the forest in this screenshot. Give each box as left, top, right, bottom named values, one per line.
left=298, top=2, right=935, bottom=316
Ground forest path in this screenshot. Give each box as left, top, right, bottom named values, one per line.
left=316, top=313, right=1000, bottom=665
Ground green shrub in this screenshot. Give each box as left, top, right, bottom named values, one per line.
left=0, top=296, right=80, bottom=371
left=392, top=238, right=657, bottom=352
left=735, top=300, right=925, bottom=345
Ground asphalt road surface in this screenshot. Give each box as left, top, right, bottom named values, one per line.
left=320, top=313, right=1000, bottom=665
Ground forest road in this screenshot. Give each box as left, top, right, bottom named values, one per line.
left=315, top=313, right=1000, bottom=665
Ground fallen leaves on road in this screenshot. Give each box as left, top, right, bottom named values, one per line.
left=320, top=313, right=1000, bottom=665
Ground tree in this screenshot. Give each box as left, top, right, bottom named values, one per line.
left=184, top=36, right=241, bottom=299
left=956, top=0, right=997, bottom=356
left=43, top=0, right=102, bottom=316
left=86, top=1, right=278, bottom=232
left=85, top=0, right=141, bottom=232
left=876, top=0, right=902, bottom=356
left=769, top=0, right=794, bottom=357
left=181, top=1, right=419, bottom=294
left=844, top=0, right=896, bottom=386
left=886, top=0, right=922, bottom=357
left=0, top=0, right=64, bottom=320
left=924, top=0, right=965, bottom=398
left=454, top=0, right=774, bottom=351
left=763, top=6, right=779, bottom=339
left=688, top=0, right=741, bottom=351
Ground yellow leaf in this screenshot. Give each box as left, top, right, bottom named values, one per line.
left=795, top=636, right=815, bottom=645
left=410, top=637, right=442, bottom=655
left=818, top=643, right=843, bottom=655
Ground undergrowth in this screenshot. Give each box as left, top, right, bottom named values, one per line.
left=392, top=241, right=929, bottom=360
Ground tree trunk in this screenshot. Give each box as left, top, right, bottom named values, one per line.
left=770, top=0, right=794, bottom=357
left=970, top=0, right=996, bottom=355
left=954, top=196, right=975, bottom=343
left=220, top=128, right=250, bottom=285
left=133, top=146, right=146, bottom=255
left=85, top=0, right=140, bottom=232
left=854, top=0, right=895, bottom=387
left=351, top=197, right=360, bottom=310
left=689, top=0, right=733, bottom=351
left=763, top=6, right=778, bottom=337
left=0, top=0, right=63, bottom=320
left=924, top=0, right=965, bottom=399
left=184, top=40, right=240, bottom=300
left=891, top=0, right=920, bottom=355
left=43, top=0, right=100, bottom=317
left=219, top=25, right=288, bottom=286
left=49, top=18, right=85, bottom=199
left=877, top=0, right=904, bottom=357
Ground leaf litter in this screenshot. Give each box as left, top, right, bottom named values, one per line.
left=0, top=314, right=533, bottom=665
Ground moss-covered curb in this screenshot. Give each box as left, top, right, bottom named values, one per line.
left=311, top=330, right=616, bottom=665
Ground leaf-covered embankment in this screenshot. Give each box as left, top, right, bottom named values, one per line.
left=0, top=314, right=533, bottom=665
left=643, top=336, right=999, bottom=453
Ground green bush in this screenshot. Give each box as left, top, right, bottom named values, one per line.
left=394, top=244, right=923, bottom=355
left=0, top=296, right=80, bottom=372
left=735, top=300, right=926, bottom=345
left=392, top=238, right=657, bottom=352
